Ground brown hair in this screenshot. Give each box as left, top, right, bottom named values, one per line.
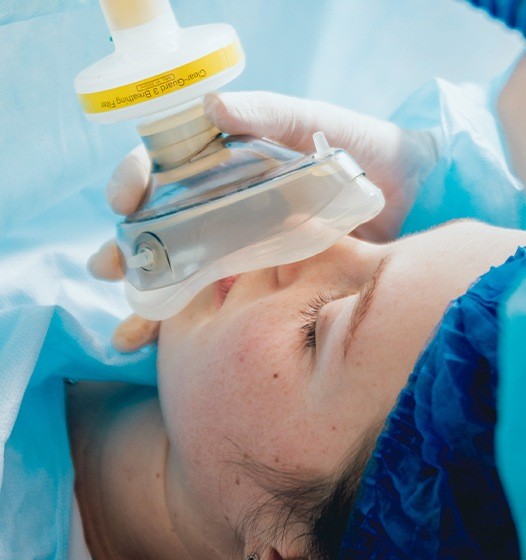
left=232, top=421, right=382, bottom=559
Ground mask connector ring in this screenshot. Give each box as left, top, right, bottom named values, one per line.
left=127, top=247, right=155, bottom=270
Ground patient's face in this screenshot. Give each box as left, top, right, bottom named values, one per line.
left=157, top=220, right=512, bottom=555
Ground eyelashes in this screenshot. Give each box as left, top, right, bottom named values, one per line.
left=299, top=292, right=335, bottom=349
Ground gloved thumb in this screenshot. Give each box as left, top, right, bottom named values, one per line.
left=105, top=143, right=150, bottom=215
left=202, top=90, right=398, bottom=156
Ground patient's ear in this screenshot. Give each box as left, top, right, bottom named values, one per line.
left=268, top=550, right=307, bottom=560
left=243, top=513, right=308, bottom=560
left=244, top=544, right=307, bottom=560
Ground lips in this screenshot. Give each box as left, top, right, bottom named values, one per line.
left=214, top=275, right=239, bottom=309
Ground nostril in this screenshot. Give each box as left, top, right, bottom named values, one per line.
left=276, top=262, right=304, bottom=288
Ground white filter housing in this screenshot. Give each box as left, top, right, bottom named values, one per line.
left=75, top=0, right=245, bottom=123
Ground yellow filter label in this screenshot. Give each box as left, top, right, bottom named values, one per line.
left=78, top=41, right=243, bottom=114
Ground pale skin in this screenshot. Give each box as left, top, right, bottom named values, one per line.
left=74, top=59, right=526, bottom=558
left=69, top=221, right=526, bottom=559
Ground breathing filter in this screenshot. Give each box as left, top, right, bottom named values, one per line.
left=75, top=0, right=385, bottom=320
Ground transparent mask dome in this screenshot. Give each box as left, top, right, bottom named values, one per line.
left=117, top=132, right=385, bottom=320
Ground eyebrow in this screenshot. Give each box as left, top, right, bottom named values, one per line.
left=343, top=256, right=390, bottom=358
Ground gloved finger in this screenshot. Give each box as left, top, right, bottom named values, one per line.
left=498, top=53, right=526, bottom=187
left=112, top=314, right=160, bottom=352
left=87, top=240, right=122, bottom=281
left=205, top=91, right=440, bottom=241
left=203, top=90, right=400, bottom=156
left=106, top=144, right=150, bottom=215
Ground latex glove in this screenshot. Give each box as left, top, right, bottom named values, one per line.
left=205, top=91, right=439, bottom=241
left=89, top=91, right=439, bottom=351
left=87, top=144, right=161, bottom=352
left=498, top=54, right=526, bottom=187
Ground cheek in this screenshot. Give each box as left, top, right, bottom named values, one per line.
left=158, top=306, right=304, bottom=463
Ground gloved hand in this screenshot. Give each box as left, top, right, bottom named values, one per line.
left=498, top=53, right=526, bottom=187
left=89, top=91, right=439, bottom=352
left=205, top=91, right=439, bottom=240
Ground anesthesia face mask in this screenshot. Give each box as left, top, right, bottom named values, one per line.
left=75, top=0, right=385, bottom=321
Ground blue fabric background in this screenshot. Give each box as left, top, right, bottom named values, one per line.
left=0, top=1, right=524, bottom=558
left=467, top=0, right=526, bottom=34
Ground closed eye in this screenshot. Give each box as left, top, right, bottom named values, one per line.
left=299, top=285, right=367, bottom=351
left=299, top=292, right=336, bottom=349
left=299, top=256, right=391, bottom=355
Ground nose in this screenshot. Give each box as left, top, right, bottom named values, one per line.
left=275, top=260, right=306, bottom=288
left=275, top=244, right=345, bottom=288
left=275, top=237, right=379, bottom=289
